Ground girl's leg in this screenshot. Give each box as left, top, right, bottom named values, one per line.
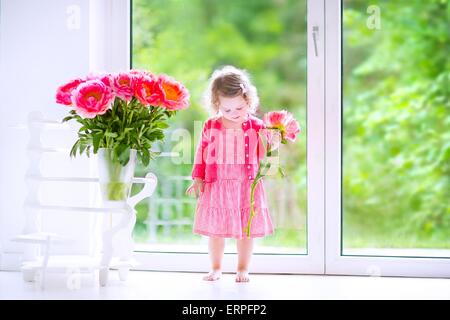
left=236, top=238, right=254, bottom=282
left=203, top=237, right=225, bottom=281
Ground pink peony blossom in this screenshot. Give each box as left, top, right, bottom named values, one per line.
left=264, top=110, right=290, bottom=127
left=129, top=69, right=153, bottom=80
left=284, top=117, right=301, bottom=142
left=157, top=74, right=190, bottom=111
left=263, top=110, right=300, bottom=142
left=112, top=72, right=134, bottom=102
left=134, top=74, right=163, bottom=106
left=71, top=79, right=114, bottom=118
left=56, top=78, right=84, bottom=105
left=85, top=73, right=113, bottom=87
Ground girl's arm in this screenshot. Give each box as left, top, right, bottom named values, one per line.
left=187, top=120, right=209, bottom=197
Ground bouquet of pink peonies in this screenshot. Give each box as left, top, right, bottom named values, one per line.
left=56, top=70, right=189, bottom=201
left=56, top=70, right=189, bottom=166
left=244, top=110, right=301, bottom=238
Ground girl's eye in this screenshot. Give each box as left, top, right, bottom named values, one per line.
left=236, top=107, right=243, bottom=111
left=225, top=109, right=231, bottom=113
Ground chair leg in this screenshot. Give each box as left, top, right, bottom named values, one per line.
left=39, top=236, right=51, bottom=290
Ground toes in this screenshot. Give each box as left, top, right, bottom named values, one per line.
left=235, top=272, right=250, bottom=282
left=203, top=272, right=221, bottom=281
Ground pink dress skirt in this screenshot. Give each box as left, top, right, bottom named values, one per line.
left=193, top=163, right=275, bottom=239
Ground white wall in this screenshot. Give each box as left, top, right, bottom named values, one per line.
left=0, top=0, right=91, bottom=269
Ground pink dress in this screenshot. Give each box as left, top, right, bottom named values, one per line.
left=193, top=127, right=274, bottom=239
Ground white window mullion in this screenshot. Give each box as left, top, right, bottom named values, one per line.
left=324, top=0, right=343, bottom=275
left=305, top=0, right=326, bottom=274
left=89, top=0, right=130, bottom=73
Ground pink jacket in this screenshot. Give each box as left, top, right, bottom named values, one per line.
left=191, top=115, right=267, bottom=182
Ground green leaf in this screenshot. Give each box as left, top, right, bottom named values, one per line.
left=115, top=144, right=130, bottom=166
left=62, top=115, right=74, bottom=122
left=79, top=142, right=87, bottom=156
left=155, top=122, right=169, bottom=129
left=92, top=132, right=103, bottom=153
left=85, top=145, right=91, bottom=157
left=141, top=148, right=150, bottom=167
left=69, top=140, right=80, bottom=158
left=105, top=132, right=118, bottom=138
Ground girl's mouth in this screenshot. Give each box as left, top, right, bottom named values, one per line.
left=232, top=115, right=240, bottom=119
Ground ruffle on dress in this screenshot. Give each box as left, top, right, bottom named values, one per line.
left=193, top=163, right=274, bottom=239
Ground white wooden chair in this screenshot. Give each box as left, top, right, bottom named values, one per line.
left=12, top=111, right=157, bottom=289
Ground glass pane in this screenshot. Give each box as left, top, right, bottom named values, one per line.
left=132, top=0, right=307, bottom=254
left=342, top=0, right=450, bottom=257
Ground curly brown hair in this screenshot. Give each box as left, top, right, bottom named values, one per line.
left=202, top=65, right=260, bottom=115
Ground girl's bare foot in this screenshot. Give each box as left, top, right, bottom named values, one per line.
left=235, top=270, right=250, bottom=282
left=203, top=269, right=222, bottom=281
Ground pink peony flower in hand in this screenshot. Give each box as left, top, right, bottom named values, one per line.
left=112, top=72, right=134, bottom=102
left=284, top=117, right=301, bottom=142
left=71, top=79, right=114, bottom=118
left=56, top=78, right=84, bottom=105
left=157, top=74, right=190, bottom=111
left=263, top=110, right=290, bottom=128
left=263, top=110, right=301, bottom=143
left=245, top=110, right=301, bottom=238
left=134, top=74, right=164, bottom=106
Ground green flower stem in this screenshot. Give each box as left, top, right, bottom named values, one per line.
left=104, top=149, right=130, bottom=201
left=245, top=128, right=282, bottom=238
left=245, top=168, right=264, bottom=238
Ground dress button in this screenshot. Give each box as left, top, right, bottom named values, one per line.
left=245, top=144, right=248, bottom=147
left=247, top=165, right=251, bottom=169
left=244, top=133, right=248, bottom=137
left=249, top=176, right=252, bottom=179
left=246, top=154, right=249, bottom=157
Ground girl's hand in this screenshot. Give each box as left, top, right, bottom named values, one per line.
left=185, top=178, right=204, bottom=197
left=270, top=130, right=282, bottom=151
left=263, top=129, right=282, bottom=152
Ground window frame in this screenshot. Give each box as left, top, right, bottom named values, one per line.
left=127, top=0, right=325, bottom=274
left=125, top=0, right=450, bottom=277
left=324, top=0, right=450, bottom=278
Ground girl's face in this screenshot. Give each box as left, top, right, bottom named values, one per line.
left=217, top=95, right=250, bottom=123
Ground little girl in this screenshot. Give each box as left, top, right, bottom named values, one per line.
left=186, top=65, right=274, bottom=282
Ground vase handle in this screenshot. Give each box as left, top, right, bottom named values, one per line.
left=127, top=172, right=158, bottom=209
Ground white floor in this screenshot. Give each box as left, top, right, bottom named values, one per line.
left=1, top=270, right=450, bottom=300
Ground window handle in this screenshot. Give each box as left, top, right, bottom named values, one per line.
left=312, top=26, right=319, bottom=57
